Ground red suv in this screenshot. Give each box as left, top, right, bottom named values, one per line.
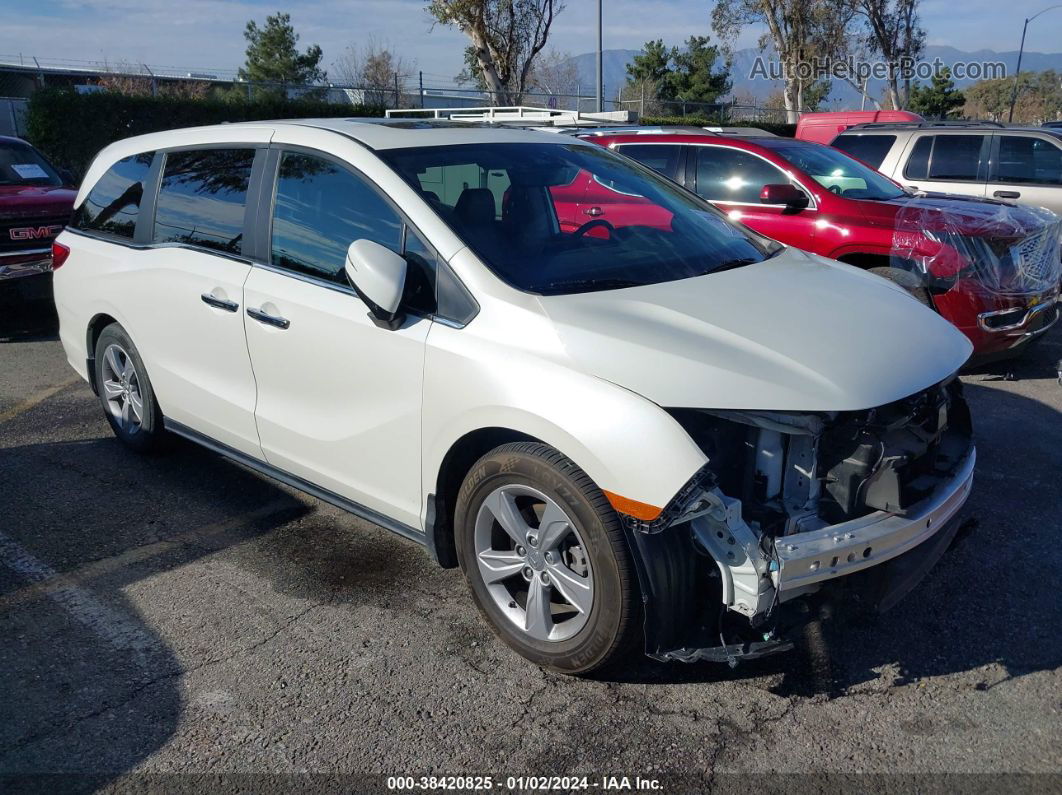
left=0, top=136, right=77, bottom=315
left=579, top=131, right=1061, bottom=362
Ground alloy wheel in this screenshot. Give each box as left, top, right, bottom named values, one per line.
left=100, top=343, right=144, bottom=435
left=473, top=484, right=594, bottom=642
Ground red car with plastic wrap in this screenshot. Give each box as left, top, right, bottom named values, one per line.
left=0, top=136, right=76, bottom=313
left=580, top=131, right=1061, bottom=363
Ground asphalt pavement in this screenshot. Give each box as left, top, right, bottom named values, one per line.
left=1, top=308, right=1060, bottom=792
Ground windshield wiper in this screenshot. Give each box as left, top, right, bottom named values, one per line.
left=539, top=278, right=644, bottom=294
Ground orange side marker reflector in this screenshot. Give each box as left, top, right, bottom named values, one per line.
left=603, top=490, right=663, bottom=521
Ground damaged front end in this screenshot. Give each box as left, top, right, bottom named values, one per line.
left=622, top=378, right=975, bottom=665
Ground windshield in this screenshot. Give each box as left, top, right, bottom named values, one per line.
left=756, top=139, right=906, bottom=201
left=0, top=141, right=63, bottom=188
left=380, top=142, right=779, bottom=295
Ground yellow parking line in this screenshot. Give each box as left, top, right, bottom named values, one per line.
left=0, top=376, right=81, bottom=424
left=0, top=501, right=298, bottom=612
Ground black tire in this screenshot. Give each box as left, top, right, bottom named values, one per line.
left=454, top=442, right=641, bottom=674
left=93, top=323, right=168, bottom=453
left=869, top=266, right=932, bottom=307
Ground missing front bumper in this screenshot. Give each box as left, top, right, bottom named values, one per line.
left=773, top=447, right=975, bottom=597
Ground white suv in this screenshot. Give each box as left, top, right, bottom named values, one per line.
left=53, top=119, right=975, bottom=673
left=832, top=123, right=1062, bottom=215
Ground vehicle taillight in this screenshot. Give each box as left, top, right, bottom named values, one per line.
left=51, top=241, right=70, bottom=270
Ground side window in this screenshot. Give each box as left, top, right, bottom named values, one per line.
left=904, top=136, right=932, bottom=180
left=997, top=136, right=1062, bottom=185
left=615, top=144, right=683, bottom=181
left=831, top=135, right=896, bottom=169
left=72, top=152, right=155, bottom=240
left=927, top=135, right=985, bottom=181
left=154, top=149, right=255, bottom=255
left=270, top=151, right=403, bottom=284
left=694, top=147, right=792, bottom=204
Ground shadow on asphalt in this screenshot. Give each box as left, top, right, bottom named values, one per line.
left=0, top=430, right=308, bottom=785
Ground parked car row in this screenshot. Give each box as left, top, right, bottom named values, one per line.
left=6, top=110, right=1059, bottom=674
left=578, top=128, right=1061, bottom=362
left=51, top=119, right=980, bottom=674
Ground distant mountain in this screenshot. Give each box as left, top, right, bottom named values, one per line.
left=567, top=46, right=1062, bottom=108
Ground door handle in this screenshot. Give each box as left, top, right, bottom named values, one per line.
left=993, top=190, right=1021, bottom=199
left=246, top=306, right=290, bottom=329
left=584, top=206, right=604, bottom=217
left=201, top=293, right=238, bottom=312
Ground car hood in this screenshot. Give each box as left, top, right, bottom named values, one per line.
left=537, top=248, right=972, bottom=412
left=857, top=191, right=1050, bottom=239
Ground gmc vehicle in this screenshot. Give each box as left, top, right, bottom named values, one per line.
left=55, top=120, right=974, bottom=673
left=588, top=131, right=1061, bottom=362
left=0, top=136, right=76, bottom=313
left=831, top=121, right=1062, bottom=216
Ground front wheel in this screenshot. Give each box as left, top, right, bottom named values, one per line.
left=94, top=323, right=168, bottom=453
left=454, top=442, right=641, bottom=674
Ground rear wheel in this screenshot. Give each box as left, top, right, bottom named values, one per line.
left=455, top=442, right=641, bottom=674
left=869, top=266, right=932, bottom=307
left=94, top=324, right=167, bottom=453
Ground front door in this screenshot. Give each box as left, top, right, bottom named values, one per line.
left=242, top=148, right=431, bottom=529
left=689, top=144, right=819, bottom=249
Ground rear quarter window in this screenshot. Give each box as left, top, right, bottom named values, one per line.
left=71, top=152, right=155, bottom=240
left=831, top=135, right=896, bottom=169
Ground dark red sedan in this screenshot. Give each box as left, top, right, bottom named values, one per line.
left=578, top=131, right=1060, bottom=362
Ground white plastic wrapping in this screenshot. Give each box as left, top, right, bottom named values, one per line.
left=891, top=198, right=1062, bottom=294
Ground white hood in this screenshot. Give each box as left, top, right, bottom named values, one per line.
left=538, top=249, right=972, bottom=412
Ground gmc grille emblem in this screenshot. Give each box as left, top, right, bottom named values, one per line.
left=10, top=225, right=63, bottom=241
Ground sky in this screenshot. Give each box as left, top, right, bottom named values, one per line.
left=1, top=0, right=1059, bottom=87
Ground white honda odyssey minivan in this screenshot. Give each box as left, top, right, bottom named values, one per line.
left=53, top=119, right=975, bottom=673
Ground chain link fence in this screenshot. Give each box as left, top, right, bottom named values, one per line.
left=0, top=54, right=786, bottom=126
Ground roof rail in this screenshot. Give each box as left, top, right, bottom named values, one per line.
left=384, top=106, right=635, bottom=127
left=575, top=125, right=716, bottom=137
left=574, top=125, right=776, bottom=138
left=702, top=126, right=778, bottom=137
left=844, top=120, right=1005, bottom=131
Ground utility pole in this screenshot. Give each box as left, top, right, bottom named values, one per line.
left=419, top=71, right=424, bottom=108
left=1008, top=4, right=1062, bottom=122
left=595, top=0, right=603, bottom=112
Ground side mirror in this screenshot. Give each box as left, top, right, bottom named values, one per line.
left=345, top=239, right=408, bottom=330
left=760, top=183, right=809, bottom=210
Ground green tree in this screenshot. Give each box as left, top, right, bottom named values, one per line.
left=626, top=40, right=673, bottom=86
left=668, top=36, right=731, bottom=103
left=238, top=12, right=326, bottom=85
left=908, top=66, right=964, bottom=118
left=625, top=37, right=731, bottom=105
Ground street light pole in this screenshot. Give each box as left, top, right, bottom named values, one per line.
left=595, top=0, right=603, bottom=113
left=1008, top=4, right=1062, bottom=122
